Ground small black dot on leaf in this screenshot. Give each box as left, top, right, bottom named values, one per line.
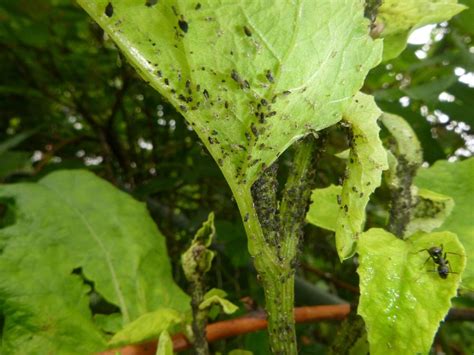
left=243, top=26, right=252, bottom=37
left=178, top=19, right=188, bottom=33
left=145, top=0, right=158, bottom=7
left=105, top=2, right=114, bottom=17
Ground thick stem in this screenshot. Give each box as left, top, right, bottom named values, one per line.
left=262, top=272, right=297, bottom=354
left=231, top=136, right=318, bottom=354
left=388, top=155, right=418, bottom=238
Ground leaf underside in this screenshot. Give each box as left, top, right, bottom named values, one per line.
left=78, top=0, right=382, bottom=189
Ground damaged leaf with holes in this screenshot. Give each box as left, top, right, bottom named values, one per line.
left=77, top=0, right=382, bottom=192
left=0, top=170, right=189, bottom=354
left=357, top=229, right=466, bottom=354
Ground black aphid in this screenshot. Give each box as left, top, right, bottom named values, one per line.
left=203, top=89, right=209, bottom=99
left=266, top=70, right=274, bottom=83
left=251, top=123, right=258, bottom=137
left=105, top=2, right=114, bottom=17
left=164, top=78, right=169, bottom=85
left=145, top=0, right=158, bottom=7
left=178, top=19, right=188, bottom=33
left=243, top=26, right=252, bottom=37
left=244, top=213, right=249, bottom=222
left=231, top=70, right=240, bottom=82
left=195, top=3, right=201, bottom=10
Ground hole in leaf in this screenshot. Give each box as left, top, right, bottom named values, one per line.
left=71, top=268, right=120, bottom=315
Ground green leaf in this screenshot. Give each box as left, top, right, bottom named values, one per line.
left=156, top=330, right=174, bottom=355
left=0, top=131, right=35, bottom=155
left=381, top=113, right=422, bottom=168
left=306, top=184, right=341, bottom=232
left=335, top=93, right=388, bottom=260
left=109, top=309, right=184, bottom=347
left=0, top=151, right=33, bottom=180
left=357, top=228, right=466, bottom=354
left=77, top=0, right=382, bottom=189
left=414, top=158, right=474, bottom=289
left=378, top=0, right=466, bottom=61
left=0, top=170, right=189, bottom=353
left=402, top=74, right=458, bottom=103
left=228, top=350, right=253, bottom=355
left=94, top=313, right=123, bottom=335
left=405, top=188, right=454, bottom=236
left=182, top=212, right=216, bottom=282
left=199, top=288, right=239, bottom=315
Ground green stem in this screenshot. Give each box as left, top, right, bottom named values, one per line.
left=190, top=276, right=209, bottom=355
left=229, top=137, right=317, bottom=354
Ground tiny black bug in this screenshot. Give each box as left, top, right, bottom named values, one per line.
left=419, top=245, right=461, bottom=279
left=105, top=2, right=114, bottom=17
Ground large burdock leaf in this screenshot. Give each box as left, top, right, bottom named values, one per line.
left=415, top=158, right=474, bottom=289
left=377, top=0, right=466, bottom=61
left=78, top=0, right=382, bottom=190
left=335, top=93, right=388, bottom=260
left=0, top=170, right=189, bottom=354
left=358, top=229, right=466, bottom=354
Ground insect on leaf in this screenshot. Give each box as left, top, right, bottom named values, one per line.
left=357, top=228, right=466, bottom=354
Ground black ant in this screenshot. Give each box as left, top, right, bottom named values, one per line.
left=418, top=245, right=461, bottom=279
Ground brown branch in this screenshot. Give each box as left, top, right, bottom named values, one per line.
left=98, top=304, right=351, bottom=355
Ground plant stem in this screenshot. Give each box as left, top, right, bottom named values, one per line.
left=388, top=155, right=418, bottom=238
left=229, top=137, right=317, bottom=354
left=190, top=276, right=209, bottom=355
left=261, top=272, right=297, bottom=354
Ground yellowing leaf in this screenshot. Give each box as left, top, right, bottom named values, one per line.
left=358, top=229, right=466, bottom=354
left=336, top=93, right=388, bottom=260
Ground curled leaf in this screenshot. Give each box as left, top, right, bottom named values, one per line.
left=181, top=213, right=216, bottom=282
left=199, top=288, right=238, bottom=315
left=336, top=93, right=388, bottom=260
